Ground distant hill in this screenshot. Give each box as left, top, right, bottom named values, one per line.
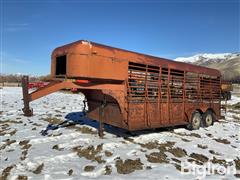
left=175, top=53, right=240, bottom=82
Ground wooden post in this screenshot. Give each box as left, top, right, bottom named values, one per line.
left=22, top=76, right=33, bottom=116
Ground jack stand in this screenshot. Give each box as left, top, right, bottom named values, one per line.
left=83, top=98, right=87, bottom=115
left=22, top=76, right=33, bottom=116
left=98, top=95, right=106, bottom=138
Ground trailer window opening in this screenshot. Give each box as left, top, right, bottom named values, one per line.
left=147, top=65, right=160, bottom=101
left=128, top=62, right=147, bottom=102
left=55, top=55, right=66, bottom=76
left=200, top=75, right=220, bottom=101
left=128, top=65, right=220, bottom=103
left=185, top=72, right=198, bottom=101
left=161, top=68, right=168, bottom=101
left=170, top=69, right=184, bottom=102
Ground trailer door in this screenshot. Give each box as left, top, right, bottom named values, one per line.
left=146, top=65, right=161, bottom=127
left=169, top=69, right=184, bottom=124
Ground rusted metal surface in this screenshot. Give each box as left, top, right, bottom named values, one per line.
left=22, top=40, right=222, bottom=133
left=28, top=82, right=49, bottom=89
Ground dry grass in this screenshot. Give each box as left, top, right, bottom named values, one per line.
left=181, top=138, right=191, bottom=142
left=9, top=129, right=17, bottom=136
left=197, top=144, right=208, bottom=149
left=0, top=120, right=23, bottom=124
left=104, top=165, right=112, bottom=175
left=68, top=169, right=73, bottom=176
left=228, top=109, right=239, bottom=114
left=0, top=165, right=15, bottom=180
left=168, top=147, right=187, bottom=158
left=211, top=156, right=228, bottom=167
left=139, top=140, right=159, bottom=150
left=104, top=150, right=113, bottom=157
left=32, top=123, right=42, bottom=127
left=1, top=128, right=17, bottom=136
left=32, top=163, right=44, bottom=174
left=231, top=102, right=240, bottom=109
left=0, top=139, right=16, bottom=150
left=214, top=138, right=231, bottom=144
left=173, top=132, right=201, bottom=138
left=84, top=165, right=95, bottom=172
left=146, top=152, right=168, bottom=163
left=52, top=144, right=63, bottom=151
left=43, top=117, right=63, bottom=124
left=209, top=150, right=221, bottom=155
left=115, top=158, right=143, bottom=174
left=19, top=140, right=32, bottom=161
left=174, top=163, right=182, bottom=171
left=19, top=140, right=30, bottom=146
left=141, top=140, right=187, bottom=165
left=235, top=158, right=240, bottom=170
left=140, top=141, right=175, bottom=151
left=232, top=115, right=240, bottom=120
left=72, top=144, right=105, bottom=163
left=141, top=141, right=186, bottom=159
left=205, top=133, right=213, bottom=138
left=189, top=153, right=209, bottom=163
left=16, top=175, right=28, bottom=180
left=187, top=158, right=202, bottom=165
left=235, top=174, right=240, bottom=178
left=32, top=127, right=37, bottom=131
left=188, top=133, right=201, bottom=138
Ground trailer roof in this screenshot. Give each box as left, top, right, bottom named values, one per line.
left=53, top=40, right=221, bottom=77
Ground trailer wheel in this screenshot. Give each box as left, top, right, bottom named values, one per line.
left=202, top=110, right=215, bottom=127
left=190, top=111, right=202, bottom=130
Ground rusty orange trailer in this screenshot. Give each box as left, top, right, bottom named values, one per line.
left=22, top=40, right=221, bottom=136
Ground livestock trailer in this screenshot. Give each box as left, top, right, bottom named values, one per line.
left=22, top=40, right=221, bottom=136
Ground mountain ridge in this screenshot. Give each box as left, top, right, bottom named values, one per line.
left=175, top=53, right=240, bottom=82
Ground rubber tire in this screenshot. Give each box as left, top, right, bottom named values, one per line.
left=202, top=110, right=215, bottom=127
left=190, top=111, right=202, bottom=130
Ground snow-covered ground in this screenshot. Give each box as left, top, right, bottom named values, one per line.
left=1, top=87, right=240, bottom=180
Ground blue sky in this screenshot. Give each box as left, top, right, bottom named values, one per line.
left=1, top=0, right=239, bottom=75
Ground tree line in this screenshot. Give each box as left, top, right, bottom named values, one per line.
left=0, top=74, right=51, bottom=83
